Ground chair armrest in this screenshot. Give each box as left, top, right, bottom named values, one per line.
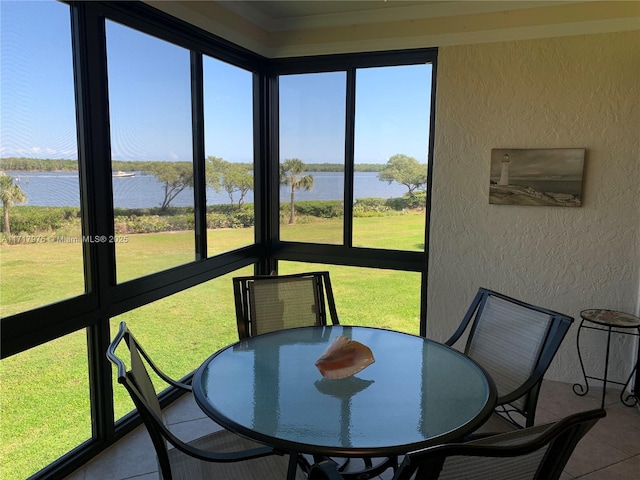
left=162, top=376, right=193, bottom=392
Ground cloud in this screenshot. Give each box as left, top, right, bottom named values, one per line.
left=0, top=146, right=78, bottom=159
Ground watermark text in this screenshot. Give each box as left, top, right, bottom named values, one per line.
left=4, top=235, right=129, bottom=244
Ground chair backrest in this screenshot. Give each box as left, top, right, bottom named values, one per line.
left=308, top=410, right=605, bottom=480
left=395, top=408, right=605, bottom=480
left=233, top=271, right=339, bottom=340
left=107, top=321, right=176, bottom=478
left=446, top=288, right=573, bottom=427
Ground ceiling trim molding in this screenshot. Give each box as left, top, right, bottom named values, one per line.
left=267, top=17, right=640, bottom=58
left=147, top=1, right=640, bottom=58
left=220, top=1, right=581, bottom=33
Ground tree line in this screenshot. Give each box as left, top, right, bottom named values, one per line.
left=1, top=154, right=426, bottom=234
left=0, top=157, right=386, bottom=173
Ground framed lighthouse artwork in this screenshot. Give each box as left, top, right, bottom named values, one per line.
left=489, top=148, right=585, bottom=207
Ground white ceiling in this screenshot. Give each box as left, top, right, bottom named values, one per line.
left=145, top=1, right=640, bottom=57
left=217, top=1, right=570, bottom=31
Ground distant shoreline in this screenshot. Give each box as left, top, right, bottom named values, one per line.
left=1, top=158, right=388, bottom=173
left=5, top=170, right=411, bottom=209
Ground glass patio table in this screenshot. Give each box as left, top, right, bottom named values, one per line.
left=193, top=326, right=497, bottom=479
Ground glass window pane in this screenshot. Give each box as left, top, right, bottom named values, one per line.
left=0, top=0, right=84, bottom=317
left=353, top=64, right=431, bottom=251
left=279, top=261, right=420, bottom=335
left=106, top=21, right=194, bottom=283
left=0, top=330, right=91, bottom=480
left=279, top=73, right=345, bottom=244
left=110, top=266, right=252, bottom=421
left=204, top=57, right=255, bottom=255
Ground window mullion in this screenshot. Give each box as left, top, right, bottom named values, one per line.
left=191, top=51, right=207, bottom=260
left=70, top=0, right=115, bottom=446
left=344, top=68, right=356, bottom=248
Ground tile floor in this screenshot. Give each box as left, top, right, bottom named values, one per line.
left=65, top=380, right=640, bottom=479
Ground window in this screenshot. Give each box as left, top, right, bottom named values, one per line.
left=0, top=330, right=91, bottom=480
left=0, top=0, right=84, bottom=317
left=203, top=56, right=255, bottom=255
left=353, top=64, right=431, bottom=250
left=280, top=261, right=421, bottom=335
left=279, top=72, right=346, bottom=244
left=0, top=2, right=436, bottom=478
left=272, top=52, right=435, bottom=337
left=106, top=20, right=194, bottom=283
left=275, top=60, right=433, bottom=253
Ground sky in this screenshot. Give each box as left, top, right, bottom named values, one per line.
left=490, top=148, right=586, bottom=179
left=1, top=0, right=432, bottom=165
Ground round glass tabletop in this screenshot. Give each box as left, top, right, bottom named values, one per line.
left=193, top=326, right=496, bottom=456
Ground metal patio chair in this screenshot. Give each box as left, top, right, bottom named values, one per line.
left=445, top=288, right=574, bottom=432
left=233, top=271, right=395, bottom=479
left=308, top=409, right=606, bottom=480
left=107, top=321, right=303, bottom=480
left=233, top=271, right=340, bottom=340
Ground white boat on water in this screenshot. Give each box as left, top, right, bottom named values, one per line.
left=113, top=171, right=135, bottom=178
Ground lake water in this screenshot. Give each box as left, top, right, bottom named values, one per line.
left=7, top=171, right=410, bottom=208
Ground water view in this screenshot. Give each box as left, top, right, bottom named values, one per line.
left=5, top=170, right=410, bottom=208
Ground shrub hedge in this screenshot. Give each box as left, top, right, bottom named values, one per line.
left=280, top=200, right=343, bottom=219
left=1, top=207, right=80, bottom=235
left=386, top=191, right=427, bottom=210
left=3, top=196, right=422, bottom=238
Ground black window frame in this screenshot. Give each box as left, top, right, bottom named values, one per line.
left=0, top=2, right=437, bottom=479
left=268, top=51, right=437, bottom=273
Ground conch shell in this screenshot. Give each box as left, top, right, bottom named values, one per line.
left=315, top=335, right=374, bottom=379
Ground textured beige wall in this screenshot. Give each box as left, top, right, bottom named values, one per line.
left=429, top=31, right=640, bottom=383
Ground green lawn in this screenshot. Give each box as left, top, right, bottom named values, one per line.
left=0, top=213, right=424, bottom=480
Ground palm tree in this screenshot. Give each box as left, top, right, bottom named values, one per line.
left=0, top=173, right=27, bottom=236
left=279, top=158, right=314, bottom=224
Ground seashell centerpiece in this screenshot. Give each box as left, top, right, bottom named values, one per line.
left=315, top=335, right=375, bottom=379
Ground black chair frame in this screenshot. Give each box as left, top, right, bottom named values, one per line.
left=233, top=271, right=340, bottom=340
left=107, top=321, right=279, bottom=480
left=309, top=409, right=606, bottom=480
left=445, top=288, right=574, bottom=428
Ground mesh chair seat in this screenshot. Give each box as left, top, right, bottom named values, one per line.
left=445, top=288, right=574, bottom=430
left=307, top=409, right=606, bottom=480
left=233, top=271, right=339, bottom=340
left=425, top=424, right=556, bottom=480
left=169, top=429, right=306, bottom=480
left=466, top=295, right=552, bottom=411
left=250, top=275, right=327, bottom=335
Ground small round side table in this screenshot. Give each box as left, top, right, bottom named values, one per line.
left=573, top=309, right=640, bottom=408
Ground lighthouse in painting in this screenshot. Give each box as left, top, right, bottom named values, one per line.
left=498, top=153, right=510, bottom=186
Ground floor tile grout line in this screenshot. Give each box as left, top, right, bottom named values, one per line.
left=572, top=456, right=637, bottom=479
left=585, top=432, right=638, bottom=460
left=66, top=380, right=639, bottom=480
